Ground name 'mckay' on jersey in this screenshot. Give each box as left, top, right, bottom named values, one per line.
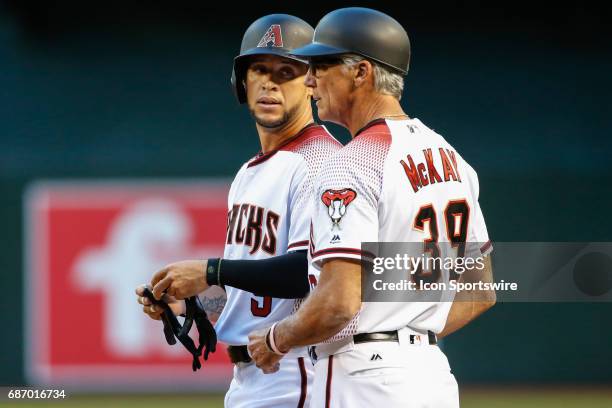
left=214, top=123, right=341, bottom=347
left=309, top=118, right=492, bottom=342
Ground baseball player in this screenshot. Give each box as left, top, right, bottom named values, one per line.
left=247, top=8, right=496, bottom=407
left=136, top=14, right=341, bottom=408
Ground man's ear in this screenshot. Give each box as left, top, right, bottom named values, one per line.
left=353, top=60, right=373, bottom=88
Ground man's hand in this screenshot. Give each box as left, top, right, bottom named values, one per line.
left=438, top=255, right=496, bottom=339
left=151, top=260, right=209, bottom=300
left=248, top=327, right=284, bottom=374
left=135, top=285, right=185, bottom=320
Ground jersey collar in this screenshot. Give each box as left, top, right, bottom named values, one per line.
left=354, top=118, right=389, bottom=138
left=248, top=123, right=320, bottom=168
left=354, top=117, right=411, bottom=138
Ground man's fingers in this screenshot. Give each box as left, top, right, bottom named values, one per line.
left=152, top=275, right=173, bottom=300
left=142, top=306, right=162, bottom=321
left=142, top=304, right=158, bottom=314
left=150, top=267, right=170, bottom=289
left=262, top=363, right=280, bottom=374
left=252, top=350, right=281, bottom=374
left=247, top=340, right=264, bottom=357
left=168, top=286, right=182, bottom=300
left=248, top=329, right=266, bottom=343
left=136, top=296, right=151, bottom=306
left=135, top=285, right=145, bottom=296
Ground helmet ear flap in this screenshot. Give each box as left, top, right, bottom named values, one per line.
left=230, top=68, right=238, bottom=100
left=231, top=60, right=248, bottom=104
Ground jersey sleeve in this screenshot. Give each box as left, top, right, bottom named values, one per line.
left=286, top=130, right=342, bottom=252
left=286, top=162, right=311, bottom=251
left=465, top=165, right=493, bottom=257
left=310, top=134, right=391, bottom=266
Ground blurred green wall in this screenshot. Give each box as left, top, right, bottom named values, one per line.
left=1, top=15, right=611, bottom=385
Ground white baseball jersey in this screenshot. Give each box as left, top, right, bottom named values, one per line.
left=215, top=123, right=341, bottom=345
left=309, top=118, right=492, bottom=337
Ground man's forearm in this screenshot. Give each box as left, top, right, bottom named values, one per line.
left=209, top=251, right=310, bottom=298
left=438, top=256, right=496, bottom=339
left=275, top=260, right=362, bottom=351
left=197, top=286, right=227, bottom=322
left=438, top=297, right=495, bottom=339
left=275, top=283, right=353, bottom=349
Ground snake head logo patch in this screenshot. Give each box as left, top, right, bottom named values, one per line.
left=257, top=25, right=283, bottom=48
left=321, top=188, right=357, bottom=227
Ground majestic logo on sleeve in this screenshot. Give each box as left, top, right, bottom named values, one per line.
left=257, top=25, right=283, bottom=48
left=321, top=189, right=357, bottom=227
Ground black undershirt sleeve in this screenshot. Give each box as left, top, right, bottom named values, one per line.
left=208, top=251, right=310, bottom=299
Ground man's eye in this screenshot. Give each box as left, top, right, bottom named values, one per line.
left=279, top=68, right=294, bottom=78
left=311, top=66, right=326, bottom=77
left=312, top=64, right=327, bottom=73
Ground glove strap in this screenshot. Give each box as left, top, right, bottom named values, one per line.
left=142, top=288, right=217, bottom=372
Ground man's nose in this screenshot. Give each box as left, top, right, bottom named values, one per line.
left=304, top=68, right=316, bottom=88
left=262, top=74, right=279, bottom=91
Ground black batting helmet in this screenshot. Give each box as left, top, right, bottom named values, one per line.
left=290, top=7, right=410, bottom=75
left=231, top=14, right=314, bottom=104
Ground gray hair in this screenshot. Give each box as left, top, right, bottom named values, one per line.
left=341, top=54, right=405, bottom=100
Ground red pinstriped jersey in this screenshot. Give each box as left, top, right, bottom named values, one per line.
left=215, top=124, right=341, bottom=345
left=309, top=118, right=492, bottom=339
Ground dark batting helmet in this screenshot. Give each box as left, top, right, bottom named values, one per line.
left=231, top=14, right=314, bottom=104
left=290, top=7, right=410, bottom=75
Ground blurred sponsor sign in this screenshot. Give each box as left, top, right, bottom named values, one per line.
left=24, top=180, right=233, bottom=391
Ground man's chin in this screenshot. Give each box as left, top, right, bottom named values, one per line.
left=316, top=108, right=331, bottom=122
left=254, top=113, right=288, bottom=129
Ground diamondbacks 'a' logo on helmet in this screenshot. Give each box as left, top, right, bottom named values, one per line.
left=321, top=188, right=357, bottom=227
left=257, top=24, right=283, bottom=48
